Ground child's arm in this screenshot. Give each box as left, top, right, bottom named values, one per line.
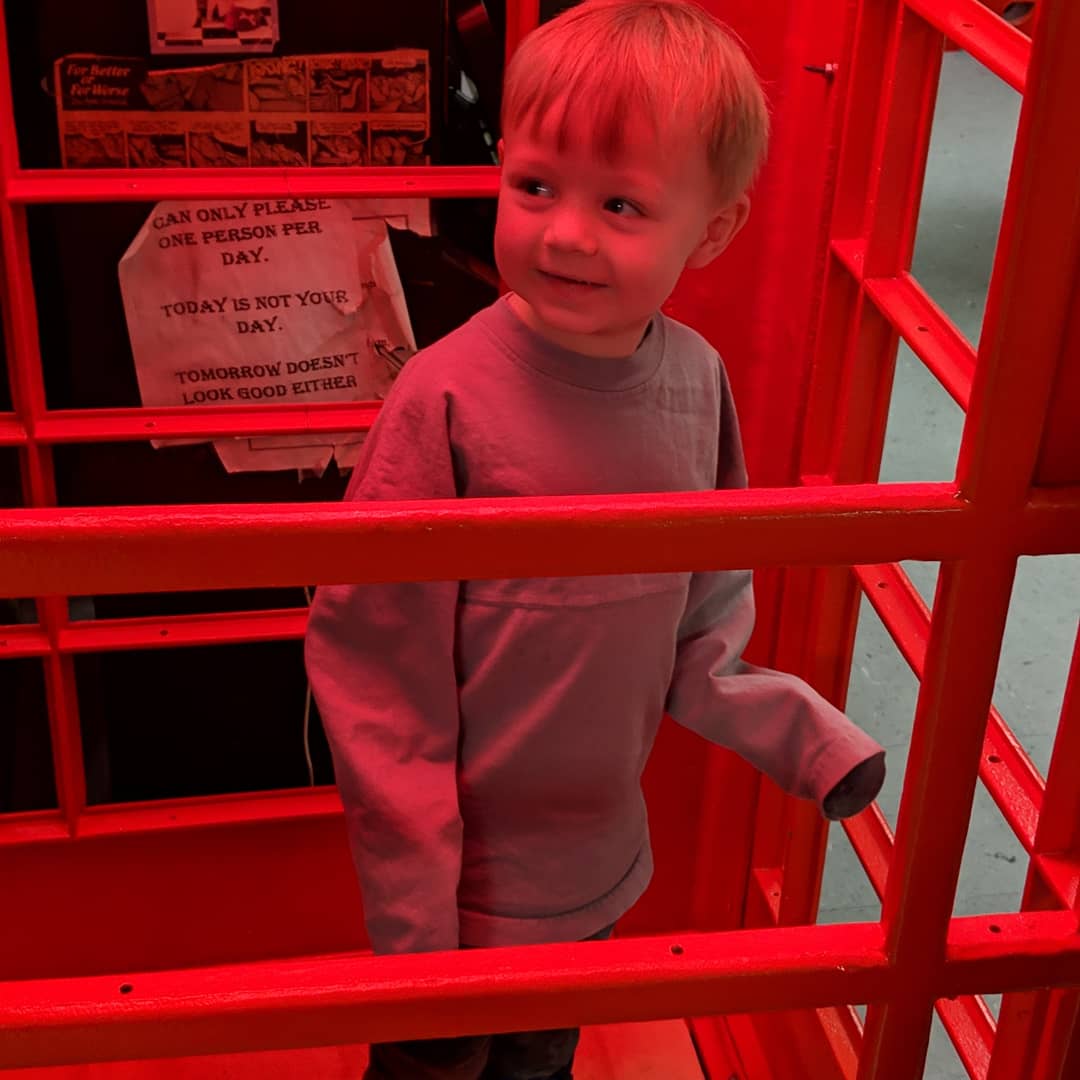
left=304, top=370, right=464, bottom=953
left=664, top=363, right=885, bottom=819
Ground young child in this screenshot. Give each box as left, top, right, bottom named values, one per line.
left=305, top=2, right=886, bottom=1076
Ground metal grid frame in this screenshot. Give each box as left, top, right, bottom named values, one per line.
left=1, top=1, right=1078, bottom=1076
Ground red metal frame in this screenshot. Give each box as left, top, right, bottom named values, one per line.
left=2, top=0, right=1079, bottom=1076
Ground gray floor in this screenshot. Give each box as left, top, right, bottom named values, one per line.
left=814, top=50, right=1080, bottom=1077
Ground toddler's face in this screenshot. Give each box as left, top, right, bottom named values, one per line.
left=494, top=103, right=746, bottom=357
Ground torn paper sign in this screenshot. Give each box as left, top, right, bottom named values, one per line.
left=119, top=197, right=430, bottom=473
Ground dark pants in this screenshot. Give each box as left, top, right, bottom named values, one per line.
left=364, top=925, right=614, bottom=1080
left=365, top=1029, right=577, bottom=1080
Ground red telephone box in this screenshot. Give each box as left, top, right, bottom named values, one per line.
left=1, top=1, right=1078, bottom=1076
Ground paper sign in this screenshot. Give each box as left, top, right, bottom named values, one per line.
left=119, top=197, right=430, bottom=474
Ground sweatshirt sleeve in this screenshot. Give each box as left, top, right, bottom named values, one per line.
left=304, top=368, right=463, bottom=954
left=664, top=362, right=885, bottom=814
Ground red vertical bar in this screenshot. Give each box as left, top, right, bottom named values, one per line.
left=504, top=0, right=539, bottom=60
left=0, top=1, right=87, bottom=825
left=1033, top=263, right=1080, bottom=486
left=863, top=0, right=1080, bottom=1073
left=953, top=4, right=1080, bottom=508
left=770, top=0, right=904, bottom=939
left=859, top=9, right=943, bottom=277
left=782, top=0, right=945, bottom=944
left=829, top=0, right=902, bottom=240
left=859, top=556, right=1017, bottom=1078
left=989, top=627, right=1080, bottom=1078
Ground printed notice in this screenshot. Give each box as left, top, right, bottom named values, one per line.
left=119, top=197, right=431, bottom=474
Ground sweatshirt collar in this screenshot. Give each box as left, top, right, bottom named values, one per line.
left=486, top=293, right=664, bottom=392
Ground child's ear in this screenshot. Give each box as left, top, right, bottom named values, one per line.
left=685, top=196, right=751, bottom=270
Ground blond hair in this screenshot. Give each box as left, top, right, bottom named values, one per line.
left=501, top=0, right=770, bottom=206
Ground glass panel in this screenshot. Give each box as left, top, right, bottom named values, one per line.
left=911, top=50, right=1022, bottom=348
left=0, top=448, right=22, bottom=507
left=0, top=658, right=56, bottom=813
left=879, top=345, right=964, bottom=484
left=991, top=554, right=1078, bottom=777
left=76, top=639, right=333, bottom=805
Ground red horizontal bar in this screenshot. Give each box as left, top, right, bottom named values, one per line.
left=749, top=866, right=784, bottom=925
left=840, top=788, right=998, bottom=1074
left=57, top=609, right=305, bottom=654
left=865, top=273, right=976, bottom=410
left=854, top=561, right=933, bottom=672
left=73, top=788, right=342, bottom=841
left=0, top=415, right=26, bottom=446
left=935, top=994, right=995, bottom=1078
left=33, top=402, right=380, bottom=444
left=0, top=922, right=890, bottom=1068
left=0, top=623, right=49, bottom=658
left=940, top=909, right=1080, bottom=995
left=4, top=913, right=1076, bottom=1070
left=831, top=237, right=866, bottom=281
left=1032, top=853, right=1080, bottom=913
left=982, top=710, right=1044, bottom=853
left=829, top=238, right=978, bottom=412
left=1020, top=488, right=1080, bottom=556
left=855, top=563, right=1044, bottom=851
left=5, top=166, right=500, bottom=205
left=0, top=789, right=339, bottom=848
left=0, top=484, right=970, bottom=598
left=905, top=0, right=1030, bottom=92
left=0, top=813, right=69, bottom=847
left=841, top=803, right=893, bottom=902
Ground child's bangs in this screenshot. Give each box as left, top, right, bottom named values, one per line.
left=515, top=58, right=666, bottom=165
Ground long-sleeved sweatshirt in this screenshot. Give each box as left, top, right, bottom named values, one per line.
left=304, top=293, right=885, bottom=955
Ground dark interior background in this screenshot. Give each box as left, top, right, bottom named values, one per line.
left=0, top=1, right=568, bottom=810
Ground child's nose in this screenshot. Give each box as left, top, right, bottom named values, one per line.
left=544, top=206, right=599, bottom=255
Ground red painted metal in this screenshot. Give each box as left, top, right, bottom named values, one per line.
left=954, top=17, right=1080, bottom=508
left=858, top=0, right=1080, bottom=1071
left=0, top=625, right=50, bottom=659
left=0, top=483, right=970, bottom=598
left=855, top=561, right=1045, bottom=851
left=908, top=0, right=1031, bottom=91
left=0, top=4, right=88, bottom=836
left=781, top=3, right=945, bottom=1012
left=842, top=804, right=893, bottom=901
left=858, top=557, right=1020, bottom=1076
left=0, top=922, right=891, bottom=1068
left=5, top=167, right=499, bottom=204
left=935, top=995, right=996, bottom=1077
left=33, top=403, right=382, bottom=444
left=1034, top=263, right=1080, bottom=486
left=3, top=912, right=1078, bottom=1070
left=0, top=417, right=26, bottom=445
left=863, top=272, right=975, bottom=409
left=56, top=610, right=305, bottom=653
left=990, top=628, right=1080, bottom=1077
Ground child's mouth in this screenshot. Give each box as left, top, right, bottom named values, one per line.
left=540, top=270, right=605, bottom=288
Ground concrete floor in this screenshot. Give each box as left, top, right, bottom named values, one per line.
left=814, top=50, right=1080, bottom=1077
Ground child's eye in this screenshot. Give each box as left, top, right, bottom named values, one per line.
left=519, top=178, right=554, bottom=198
left=606, top=197, right=643, bottom=218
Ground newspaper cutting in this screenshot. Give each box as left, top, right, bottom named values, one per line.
left=54, top=50, right=429, bottom=168
left=119, top=197, right=431, bottom=474
left=148, top=1, right=280, bottom=55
